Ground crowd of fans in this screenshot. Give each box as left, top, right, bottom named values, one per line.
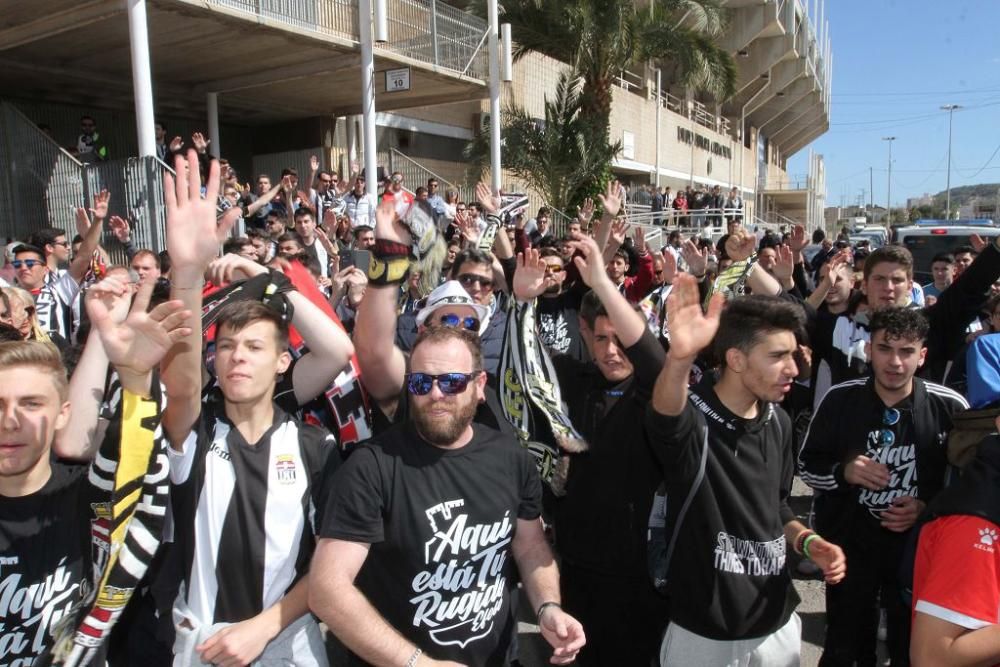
left=5, top=136, right=1000, bottom=667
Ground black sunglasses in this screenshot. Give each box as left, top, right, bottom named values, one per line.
left=437, top=313, right=480, bottom=331
left=406, top=371, right=480, bottom=396
left=458, top=274, right=493, bottom=289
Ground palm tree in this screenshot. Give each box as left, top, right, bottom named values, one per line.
left=472, top=0, right=737, bottom=142
left=465, top=71, right=620, bottom=211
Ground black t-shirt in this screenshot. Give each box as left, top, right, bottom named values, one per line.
left=536, top=291, right=587, bottom=362
left=0, top=463, right=101, bottom=663
left=321, top=423, right=542, bottom=666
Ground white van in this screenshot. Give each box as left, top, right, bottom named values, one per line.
left=892, top=220, right=999, bottom=284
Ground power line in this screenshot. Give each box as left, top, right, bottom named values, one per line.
left=954, top=141, right=1000, bottom=180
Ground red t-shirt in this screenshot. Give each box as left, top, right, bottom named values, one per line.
left=913, top=515, right=1000, bottom=651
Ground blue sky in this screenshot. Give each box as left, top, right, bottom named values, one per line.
left=786, top=0, right=1000, bottom=209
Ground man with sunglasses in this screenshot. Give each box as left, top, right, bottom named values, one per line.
left=533, top=247, right=588, bottom=362
left=344, top=175, right=377, bottom=229
left=311, top=326, right=586, bottom=666
left=799, top=307, right=969, bottom=666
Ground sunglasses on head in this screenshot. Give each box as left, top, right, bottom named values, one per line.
left=437, top=313, right=480, bottom=331
left=458, top=274, right=493, bottom=289
left=406, top=371, right=480, bottom=396
left=12, top=259, right=43, bottom=269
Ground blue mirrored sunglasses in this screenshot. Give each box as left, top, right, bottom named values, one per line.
left=406, top=372, right=480, bottom=396
left=438, top=313, right=480, bottom=332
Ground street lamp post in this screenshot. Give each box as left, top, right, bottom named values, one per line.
left=941, top=104, right=962, bottom=220
left=882, top=136, right=895, bottom=225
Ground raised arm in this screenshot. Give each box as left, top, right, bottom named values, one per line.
left=68, top=190, right=109, bottom=283
left=55, top=275, right=134, bottom=460
left=245, top=182, right=282, bottom=217
left=570, top=233, right=645, bottom=347
left=206, top=254, right=355, bottom=405
left=161, top=149, right=238, bottom=449
left=651, top=274, right=723, bottom=416
left=353, top=199, right=409, bottom=404
left=594, top=180, right=622, bottom=255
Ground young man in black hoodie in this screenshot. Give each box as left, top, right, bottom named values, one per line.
left=647, top=275, right=846, bottom=665
left=514, top=234, right=668, bottom=665
left=798, top=307, right=968, bottom=666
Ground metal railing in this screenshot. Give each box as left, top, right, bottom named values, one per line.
left=0, top=101, right=172, bottom=262
left=0, top=102, right=86, bottom=242
left=200, top=0, right=488, bottom=81
left=387, top=148, right=474, bottom=202
left=760, top=173, right=810, bottom=191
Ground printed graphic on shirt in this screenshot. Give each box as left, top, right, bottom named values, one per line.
left=713, top=532, right=787, bottom=577
left=857, top=430, right=917, bottom=517
left=410, top=499, right=512, bottom=650
left=0, top=557, right=83, bottom=663
left=538, top=312, right=571, bottom=355
left=977, top=527, right=998, bottom=552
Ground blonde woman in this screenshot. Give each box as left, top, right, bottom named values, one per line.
left=1, top=287, right=50, bottom=342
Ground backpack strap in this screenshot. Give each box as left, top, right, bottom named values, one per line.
left=662, top=424, right=710, bottom=577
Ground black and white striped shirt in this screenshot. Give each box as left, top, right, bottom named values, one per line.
left=168, top=399, right=339, bottom=625
left=32, top=269, right=80, bottom=342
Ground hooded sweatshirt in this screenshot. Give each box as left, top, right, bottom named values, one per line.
left=645, top=380, right=798, bottom=640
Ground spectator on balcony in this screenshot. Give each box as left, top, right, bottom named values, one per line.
left=672, top=188, right=689, bottom=225
left=381, top=171, right=414, bottom=218
left=708, top=185, right=725, bottom=227
left=425, top=178, right=448, bottom=220
left=651, top=187, right=665, bottom=226
left=75, top=115, right=107, bottom=163
left=344, top=174, right=377, bottom=228
left=725, top=186, right=744, bottom=225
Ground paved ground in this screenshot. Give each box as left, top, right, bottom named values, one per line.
left=516, top=477, right=888, bottom=666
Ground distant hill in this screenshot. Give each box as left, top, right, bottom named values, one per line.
left=929, top=183, right=1000, bottom=209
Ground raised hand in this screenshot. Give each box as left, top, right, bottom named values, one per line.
left=90, top=189, right=110, bottom=220
left=475, top=182, right=501, bottom=216
left=788, top=224, right=808, bottom=254
left=281, top=174, right=294, bottom=194
left=661, top=248, right=678, bottom=284
left=164, top=149, right=238, bottom=275
left=577, top=197, right=595, bottom=225
left=206, top=253, right=267, bottom=286
left=724, top=227, right=757, bottom=262
left=971, top=233, right=988, bottom=254
left=169, top=136, right=184, bottom=152
left=512, top=248, right=551, bottom=301
left=86, top=275, right=135, bottom=327
left=373, top=197, right=410, bottom=246
left=633, top=226, right=647, bottom=254
left=74, top=206, right=97, bottom=239
left=772, top=245, right=795, bottom=283
left=108, top=216, right=131, bottom=244
left=309, top=154, right=320, bottom=172
left=597, top=180, right=622, bottom=219
left=570, top=233, right=613, bottom=289
left=609, top=218, right=629, bottom=249
left=87, top=277, right=191, bottom=377
left=680, top=239, right=708, bottom=277
left=455, top=210, right=480, bottom=245
left=191, top=132, right=209, bottom=154
left=666, top=273, right=723, bottom=360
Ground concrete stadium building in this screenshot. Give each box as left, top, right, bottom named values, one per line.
left=0, top=0, right=829, bottom=244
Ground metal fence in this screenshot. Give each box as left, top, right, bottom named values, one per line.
left=200, top=0, right=488, bottom=81
left=0, top=101, right=172, bottom=263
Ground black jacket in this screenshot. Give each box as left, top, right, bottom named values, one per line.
left=646, top=382, right=798, bottom=640
left=798, top=376, right=969, bottom=540
left=813, top=241, right=1000, bottom=385
left=551, top=329, right=664, bottom=577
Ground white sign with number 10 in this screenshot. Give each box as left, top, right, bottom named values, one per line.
left=385, top=68, right=411, bottom=92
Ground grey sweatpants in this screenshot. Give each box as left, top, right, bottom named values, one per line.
left=660, top=612, right=801, bottom=667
